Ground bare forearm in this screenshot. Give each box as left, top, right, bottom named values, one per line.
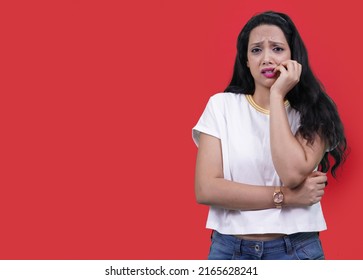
left=195, top=178, right=277, bottom=210
left=269, top=94, right=310, bottom=187
left=195, top=173, right=326, bottom=210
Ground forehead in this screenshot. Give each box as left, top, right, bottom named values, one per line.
left=248, top=24, right=287, bottom=44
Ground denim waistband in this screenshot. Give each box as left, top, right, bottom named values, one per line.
left=212, top=231, right=320, bottom=256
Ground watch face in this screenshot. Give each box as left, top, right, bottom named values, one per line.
left=274, top=192, right=283, bottom=203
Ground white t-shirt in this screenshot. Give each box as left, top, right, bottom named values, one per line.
left=192, top=92, right=326, bottom=235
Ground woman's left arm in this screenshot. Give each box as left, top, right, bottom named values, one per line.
left=269, top=60, right=326, bottom=188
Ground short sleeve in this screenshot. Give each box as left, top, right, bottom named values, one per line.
left=192, top=94, right=223, bottom=147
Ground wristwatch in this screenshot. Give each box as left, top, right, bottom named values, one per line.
left=273, top=186, right=284, bottom=208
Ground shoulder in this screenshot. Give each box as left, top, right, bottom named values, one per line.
left=205, top=92, right=248, bottom=118
left=208, top=92, right=245, bottom=105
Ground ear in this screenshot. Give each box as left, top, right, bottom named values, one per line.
left=247, top=60, right=250, bottom=68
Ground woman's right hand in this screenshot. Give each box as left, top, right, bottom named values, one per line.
left=284, top=171, right=327, bottom=207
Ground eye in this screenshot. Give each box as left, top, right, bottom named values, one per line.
left=251, top=48, right=261, bottom=53
left=273, top=47, right=284, bottom=52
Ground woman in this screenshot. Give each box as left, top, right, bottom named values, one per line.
left=192, top=11, right=347, bottom=260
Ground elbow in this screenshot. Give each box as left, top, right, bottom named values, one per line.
left=195, top=188, right=209, bottom=205
left=280, top=172, right=306, bottom=188
left=195, top=195, right=208, bottom=205
left=195, top=181, right=212, bottom=205
left=282, top=179, right=302, bottom=189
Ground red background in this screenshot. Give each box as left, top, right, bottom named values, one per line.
left=0, top=0, right=361, bottom=259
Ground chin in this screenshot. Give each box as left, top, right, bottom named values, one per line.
left=264, top=82, right=275, bottom=89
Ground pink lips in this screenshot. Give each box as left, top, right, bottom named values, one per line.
left=261, top=67, right=276, bottom=78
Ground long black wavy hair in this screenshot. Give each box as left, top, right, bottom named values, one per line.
left=225, top=11, right=347, bottom=177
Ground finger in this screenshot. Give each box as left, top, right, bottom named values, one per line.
left=313, top=175, right=328, bottom=184
left=280, top=60, right=295, bottom=69
left=279, top=60, right=292, bottom=67
left=297, top=63, right=302, bottom=77
left=317, top=189, right=325, bottom=197
left=317, top=183, right=326, bottom=189
left=310, top=171, right=327, bottom=177
left=274, top=64, right=287, bottom=74
left=319, top=175, right=328, bottom=184
left=281, top=60, right=301, bottom=75
left=312, top=170, right=326, bottom=175
left=288, top=61, right=301, bottom=77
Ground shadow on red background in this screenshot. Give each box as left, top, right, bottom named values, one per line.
left=0, top=0, right=360, bottom=259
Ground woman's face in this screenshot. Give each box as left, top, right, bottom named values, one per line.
left=247, top=24, right=291, bottom=90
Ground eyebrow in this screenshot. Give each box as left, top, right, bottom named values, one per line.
left=249, top=40, right=286, bottom=47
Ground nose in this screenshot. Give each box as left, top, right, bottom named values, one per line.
left=262, top=51, right=273, bottom=65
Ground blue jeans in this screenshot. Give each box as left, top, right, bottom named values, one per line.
left=208, top=231, right=325, bottom=260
